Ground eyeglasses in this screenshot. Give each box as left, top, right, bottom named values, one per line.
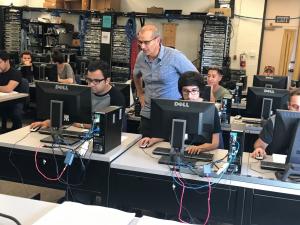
left=137, top=36, right=158, bottom=46
left=85, top=77, right=105, bottom=84
left=289, top=104, right=300, bottom=111
left=182, top=89, right=200, bottom=96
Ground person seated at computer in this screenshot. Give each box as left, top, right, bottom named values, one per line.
left=18, top=51, right=34, bottom=82
left=20, top=51, right=33, bottom=66
left=0, top=50, right=24, bottom=131
left=30, top=60, right=126, bottom=129
left=251, top=88, right=300, bottom=159
left=262, top=65, right=275, bottom=76
left=52, top=49, right=75, bottom=84
left=139, top=71, right=221, bottom=154
left=207, top=67, right=230, bottom=102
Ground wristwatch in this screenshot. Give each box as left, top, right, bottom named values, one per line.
left=80, top=123, right=84, bottom=128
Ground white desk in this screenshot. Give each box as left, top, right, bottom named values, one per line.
left=0, top=92, right=28, bottom=103
left=0, top=126, right=141, bottom=206
left=0, top=194, right=56, bottom=225
left=109, top=143, right=300, bottom=225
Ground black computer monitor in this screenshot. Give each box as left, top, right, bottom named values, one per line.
left=35, top=81, right=92, bottom=126
left=151, top=98, right=215, bottom=143
left=111, top=82, right=131, bottom=108
left=246, top=87, right=289, bottom=119
left=268, top=110, right=300, bottom=180
left=253, top=75, right=288, bottom=89
left=33, top=63, right=57, bottom=81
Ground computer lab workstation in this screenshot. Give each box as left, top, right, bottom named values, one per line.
left=0, top=77, right=299, bottom=225
left=1, top=1, right=300, bottom=225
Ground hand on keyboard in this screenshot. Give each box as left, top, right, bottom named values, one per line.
left=185, top=145, right=203, bottom=154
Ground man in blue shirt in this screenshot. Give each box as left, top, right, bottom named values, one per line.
left=133, top=24, right=198, bottom=137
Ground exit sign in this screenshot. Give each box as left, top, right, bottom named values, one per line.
left=275, top=16, right=290, bottom=23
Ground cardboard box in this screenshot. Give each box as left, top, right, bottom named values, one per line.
left=64, top=0, right=82, bottom=10
left=43, top=0, right=64, bottom=8
left=147, top=7, right=164, bottom=14
left=208, top=8, right=231, bottom=17
left=90, top=0, right=120, bottom=12
left=72, top=39, right=80, bottom=47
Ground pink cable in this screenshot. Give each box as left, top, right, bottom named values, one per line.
left=203, top=176, right=212, bottom=225
left=35, top=146, right=67, bottom=181
left=174, top=170, right=188, bottom=224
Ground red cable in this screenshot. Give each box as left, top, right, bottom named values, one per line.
left=34, top=146, right=67, bottom=181
left=203, top=176, right=212, bottom=225
left=175, top=170, right=188, bottom=224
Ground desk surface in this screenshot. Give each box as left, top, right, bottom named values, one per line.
left=0, top=194, right=56, bottom=225
left=0, top=92, right=28, bottom=103
left=0, top=126, right=141, bottom=162
left=111, top=142, right=300, bottom=195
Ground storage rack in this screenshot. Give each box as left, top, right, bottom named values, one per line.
left=83, top=15, right=102, bottom=57
left=4, top=8, right=21, bottom=53
left=111, top=26, right=131, bottom=82
left=199, top=16, right=231, bottom=74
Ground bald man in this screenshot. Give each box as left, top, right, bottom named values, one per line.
left=133, top=24, right=198, bottom=137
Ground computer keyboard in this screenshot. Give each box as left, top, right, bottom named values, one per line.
left=242, top=118, right=262, bottom=124
left=260, top=161, right=286, bottom=171
left=38, top=127, right=88, bottom=138
left=152, top=147, right=213, bottom=162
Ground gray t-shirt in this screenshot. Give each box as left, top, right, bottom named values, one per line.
left=58, top=63, right=75, bottom=83
left=214, top=86, right=231, bottom=102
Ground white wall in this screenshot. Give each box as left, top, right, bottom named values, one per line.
left=260, top=0, right=300, bottom=75
left=231, top=0, right=265, bottom=86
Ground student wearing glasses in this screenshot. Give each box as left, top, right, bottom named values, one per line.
left=139, top=71, right=221, bottom=153
left=30, top=60, right=125, bottom=129
left=133, top=24, right=198, bottom=137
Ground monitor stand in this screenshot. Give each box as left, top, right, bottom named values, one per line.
left=275, top=163, right=300, bottom=181
left=40, top=134, right=80, bottom=146
left=158, top=155, right=197, bottom=167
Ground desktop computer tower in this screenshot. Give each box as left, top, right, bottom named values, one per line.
left=92, top=106, right=123, bottom=154
left=227, top=131, right=244, bottom=174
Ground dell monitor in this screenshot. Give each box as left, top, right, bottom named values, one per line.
left=253, top=75, right=288, bottom=89
left=36, top=81, right=92, bottom=126
left=151, top=99, right=216, bottom=165
left=246, top=87, right=289, bottom=119
left=267, top=110, right=300, bottom=180
left=151, top=99, right=216, bottom=142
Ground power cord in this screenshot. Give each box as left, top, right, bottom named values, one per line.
left=0, top=212, right=21, bottom=225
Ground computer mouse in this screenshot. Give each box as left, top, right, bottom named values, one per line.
left=140, top=143, right=148, bottom=148
left=30, top=126, right=40, bottom=132
left=235, top=115, right=242, bottom=120
left=255, top=154, right=264, bottom=160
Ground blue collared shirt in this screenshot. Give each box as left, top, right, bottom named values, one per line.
left=133, top=45, right=198, bottom=118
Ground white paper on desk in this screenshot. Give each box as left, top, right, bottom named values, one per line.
left=32, top=201, right=135, bottom=225
left=136, top=216, right=196, bottom=225
left=0, top=91, right=18, bottom=96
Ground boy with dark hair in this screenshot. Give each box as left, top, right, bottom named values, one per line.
left=0, top=50, right=24, bottom=131
left=139, top=71, right=221, bottom=154
left=207, top=67, right=230, bottom=102
left=31, top=60, right=125, bottom=129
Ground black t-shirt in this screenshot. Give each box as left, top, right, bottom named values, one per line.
left=0, top=67, right=22, bottom=92
left=185, top=107, right=221, bottom=145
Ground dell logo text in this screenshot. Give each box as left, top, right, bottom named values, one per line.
left=174, top=101, right=189, bottom=107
